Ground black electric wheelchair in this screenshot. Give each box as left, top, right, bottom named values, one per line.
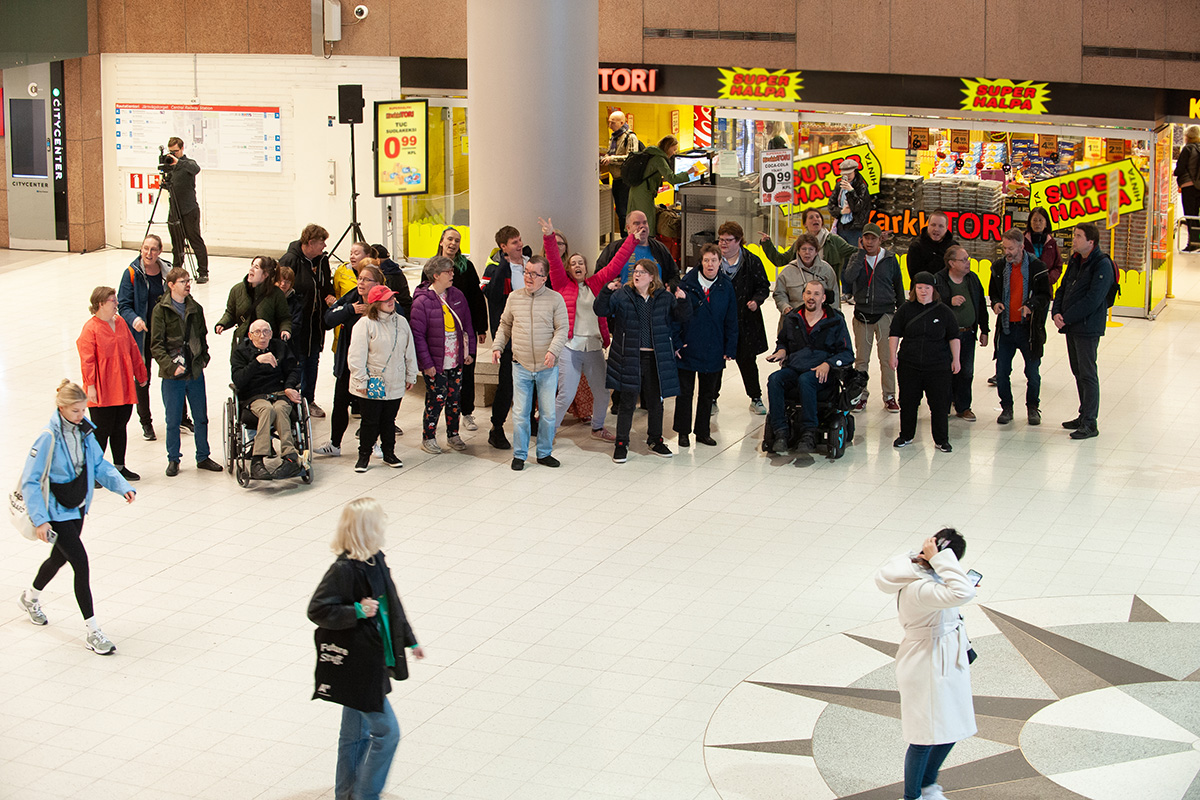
left=760, top=365, right=869, bottom=459
left=223, top=386, right=314, bottom=487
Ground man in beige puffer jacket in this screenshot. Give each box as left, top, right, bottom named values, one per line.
left=492, top=255, right=568, bottom=471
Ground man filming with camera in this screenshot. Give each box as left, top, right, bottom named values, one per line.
left=162, top=137, right=210, bottom=284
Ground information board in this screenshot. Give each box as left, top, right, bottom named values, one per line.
left=114, top=103, right=282, bottom=172
left=759, top=149, right=794, bottom=205
left=375, top=99, right=428, bottom=196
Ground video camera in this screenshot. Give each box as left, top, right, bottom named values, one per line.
left=157, top=145, right=176, bottom=183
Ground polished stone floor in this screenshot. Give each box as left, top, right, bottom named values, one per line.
left=1, top=246, right=1198, bottom=800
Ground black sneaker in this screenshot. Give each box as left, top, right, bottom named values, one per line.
left=1027, top=407, right=1042, bottom=426
left=678, top=433, right=690, bottom=448
left=893, top=437, right=912, bottom=448
left=987, top=375, right=997, bottom=386
left=1061, top=417, right=1083, bottom=430
left=696, top=434, right=717, bottom=446
left=142, top=424, right=156, bottom=442
left=250, top=459, right=274, bottom=480
left=197, top=458, right=223, bottom=472
left=511, top=458, right=525, bottom=471
left=381, top=453, right=403, bottom=468
left=196, top=272, right=209, bottom=284
left=649, top=440, right=673, bottom=458
left=612, top=444, right=628, bottom=464
left=798, top=430, right=817, bottom=451
left=1070, top=426, right=1099, bottom=440
left=536, top=455, right=560, bottom=468
left=275, top=454, right=302, bottom=478
left=165, top=461, right=180, bottom=477
left=117, top=466, right=140, bottom=482
left=997, top=407, right=1014, bottom=425
left=488, top=428, right=511, bottom=450
left=935, top=442, right=953, bottom=453
left=355, top=454, right=370, bottom=472
left=768, top=428, right=789, bottom=455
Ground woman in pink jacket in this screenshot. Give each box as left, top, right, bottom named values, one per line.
left=538, top=217, right=637, bottom=442
left=77, top=286, right=149, bottom=481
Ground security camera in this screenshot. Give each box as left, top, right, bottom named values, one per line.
left=353, top=4, right=368, bottom=19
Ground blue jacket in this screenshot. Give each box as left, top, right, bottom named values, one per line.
left=118, top=255, right=171, bottom=351
left=774, top=305, right=854, bottom=373
left=1052, top=247, right=1115, bottom=338
left=594, top=284, right=690, bottom=397
left=21, top=412, right=132, bottom=526
left=676, top=267, right=738, bottom=373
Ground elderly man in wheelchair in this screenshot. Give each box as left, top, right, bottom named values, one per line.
left=230, top=319, right=306, bottom=480
left=764, top=280, right=859, bottom=457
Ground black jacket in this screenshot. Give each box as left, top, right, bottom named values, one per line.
left=827, top=172, right=872, bottom=230
left=378, top=257, right=413, bottom=318
left=988, top=254, right=1052, bottom=357
left=481, top=245, right=534, bottom=338
left=1052, top=247, right=1116, bottom=338
left=595, top=236, right=679, bottom=287
left=842, top=250, right=906, bottom=317
left=279, top=239, right=333, bottom=357
left=594, top=285, right=690, bottom=398
left=932, top=268, right=990, bottom=335
left=1175, top=142, right=1200, bottom=188
left=726, top=246, right=771, bottom=356
left=676, top=267, right=738, bottom=373
left=906, top=229, right=957, bottom=281
left=167, top=154, right=200, bottom=214
left=324, top=288, right=365, bottom=378
left=230, top=336, right=300, bottom=399
left=308, top=552, right=417, bottom=713
left=451, top=258, right=488, bottom=341
left=889, top=300, right=959, bottom=370
left=775, top=305, right=854, bottom=373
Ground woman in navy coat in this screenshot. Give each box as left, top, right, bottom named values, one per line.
left=673, top=244, right=738, bottom=447
left=594, top=259, right=691, bottom=463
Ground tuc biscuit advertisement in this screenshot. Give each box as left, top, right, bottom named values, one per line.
left=375, top=99, right=428, bottom=197
left=960, top=78, right=1050, bottom=115
left=786, top=144, right=881, bottom=213
left=1030, top=159, right=1146, bottom=231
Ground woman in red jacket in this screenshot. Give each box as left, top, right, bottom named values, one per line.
left=538, top=216, right=637, bottom=442
left=77, top=286, right=148, bottom=481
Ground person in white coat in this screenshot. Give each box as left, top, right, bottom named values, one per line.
left=348, top=285, right=418, bottom=473
left=875, top=528, right=977, bottom=800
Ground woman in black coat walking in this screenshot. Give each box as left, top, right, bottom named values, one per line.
left=308, top=498, right=424, bottom=800
left=889, top=272, right=961, bottom=453
left=594, top=259, right=691, bottom=463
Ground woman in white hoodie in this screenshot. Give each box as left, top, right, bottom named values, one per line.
left=348, top=285, right=418, bottom=473
left=875, top=528, right=977, bottom=800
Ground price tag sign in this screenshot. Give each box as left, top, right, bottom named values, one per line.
left=374, top=99, right=428, bottom=196
left=1039, top=134, right=1058, bottom=158
left=760, top=149, right=794, bottom=205
left=949, top=130, right=971, bottom=153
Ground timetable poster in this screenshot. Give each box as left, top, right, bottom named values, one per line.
left=114, top=104, right=282, bottom=172
left=375, top=99, right=428, bottom=196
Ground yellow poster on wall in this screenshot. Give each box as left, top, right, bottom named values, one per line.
left=375, top=99, right=428, bottom=196
left=785, top=143, right=881, bottom=213
left=1029, top=158, right=1146, bottom=231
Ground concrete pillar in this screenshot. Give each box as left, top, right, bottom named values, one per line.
left=466, top=0, right=599, bottom=265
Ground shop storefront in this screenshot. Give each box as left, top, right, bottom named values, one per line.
left=398, top=57, right=1199, bottom=319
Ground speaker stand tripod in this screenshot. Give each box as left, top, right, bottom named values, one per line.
left=329, top=121, right=366, bottom=262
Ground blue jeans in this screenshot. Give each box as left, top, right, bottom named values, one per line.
left=336, top=702, right=400, bottom=800
left=161, top=376, right=210, bottom=463
left=297, top=352, right=321, bottom=402
left=512, top=362, right=558, bottom=460
left=995, top=322, right=1040, bottom=409
left=766, top=366, right=821, bottom=434
left=904, top=742, right=954, bottom=800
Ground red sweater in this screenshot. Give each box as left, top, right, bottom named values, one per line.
left=544, top=232, right=638, bottom=347
left=77, top=315, right=148, bottom=407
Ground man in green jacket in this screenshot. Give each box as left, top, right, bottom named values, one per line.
left=626, top=135, right=697, bottom=235
left=759, top=208, right=858, bottom=280
left=150, top=267, right=223, bottom=477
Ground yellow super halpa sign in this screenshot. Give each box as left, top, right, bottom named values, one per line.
left=375, top=99, right=428, bottom=197
left=717, top=68, right=802, bottom=102
left=960, top=78, right=1050, bottom=115
left=1029, top=159, right=1145, bottom=231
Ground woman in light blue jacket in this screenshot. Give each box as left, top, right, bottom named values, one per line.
left=17, top=380, right=136, bottom=655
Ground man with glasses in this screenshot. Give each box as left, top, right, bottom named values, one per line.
left=934, top=246, right=989, bottom=422
left=162, top=136, right=210, bottom=283
left=492, top=256, right=568, bottom=471
left=231, top=320, right=304, bottom=480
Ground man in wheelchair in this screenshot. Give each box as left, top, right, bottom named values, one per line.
left=764, top=280, right=854, bottom=454
left=231, top=319, right=304, bottom=480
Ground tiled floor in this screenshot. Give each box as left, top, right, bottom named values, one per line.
left=1, top=246, right=1199, bottom=800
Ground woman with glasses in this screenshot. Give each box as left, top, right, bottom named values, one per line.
left=436, top=227, right=487, bottom=431
left=933, top=246, right=989, bottom=422
left=316, top=264, right=386, bottom=457
left=594, top=259, right=691, bottom=463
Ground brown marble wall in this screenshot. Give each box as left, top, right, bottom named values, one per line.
left=65, top=55, right=106, bottom=253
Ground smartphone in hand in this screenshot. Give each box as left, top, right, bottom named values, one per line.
left=966, top=569, right=983, bottom=586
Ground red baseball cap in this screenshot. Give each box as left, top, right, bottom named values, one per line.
left=366, top=285, right=398, bottom=304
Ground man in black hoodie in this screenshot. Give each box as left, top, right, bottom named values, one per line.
left=278, top=224, right=334, bottom=416
left=906, top=210, right=956, bottom=281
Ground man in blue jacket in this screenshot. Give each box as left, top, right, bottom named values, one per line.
left=1052, top=223, right=1115, bottom=440
left=764, top=280, right=854, bottom=454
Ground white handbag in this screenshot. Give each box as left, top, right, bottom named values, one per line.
left=9, top=428, right=56, bottom=541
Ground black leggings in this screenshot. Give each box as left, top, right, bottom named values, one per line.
left=90, top=404, right=133, bottom=465
left=32, top=516, right=93, bottom=619
left=330, top=369, right=353, bottom=448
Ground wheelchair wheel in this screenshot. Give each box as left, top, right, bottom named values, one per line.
left=236, top=465, right=251, bottom=488
left=827, top=416, right=847, bottom=460
left=844, top=414, right=855, bottom=444
left=222, top=398, right=237, bottom=472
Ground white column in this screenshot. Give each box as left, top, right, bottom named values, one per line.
left=466, top=0, right=599, bottom=264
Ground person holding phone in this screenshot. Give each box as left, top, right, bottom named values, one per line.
left=17, top=380, right=136, bottom=655
left=875, top=528, right=978, bottom=800
left=826, top=157, right=872, bottom=247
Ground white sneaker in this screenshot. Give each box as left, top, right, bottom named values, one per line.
left=19, top=592, right=47, bottom=625
left=86, top=629, right=116, bottom=655
left=462, top=414, right=478, bottom=431
left=315, top=442, right=341, bottom=457
left=421, top=438, right=443, bottom=455
left=922, top=784, right=948, bottom=800
left=446, top=435, right=467, bottom=451
left=749, top=398, right=767, bottom=415
left=373, top=444, right=383, bottom=458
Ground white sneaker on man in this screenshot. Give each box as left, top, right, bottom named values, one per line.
left=315, top=442, right=341, bottom=457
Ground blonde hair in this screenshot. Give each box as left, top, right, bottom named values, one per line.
left=331, top=497, right=386, bottom=561
left=56, top=379, right=87, bottom=408
left=1186, top=126, right=1200, bottom=144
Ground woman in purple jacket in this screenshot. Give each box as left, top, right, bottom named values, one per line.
left=410, top=256, right=476, bottom=454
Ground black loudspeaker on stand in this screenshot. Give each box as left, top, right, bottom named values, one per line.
left=329, top=84, right=366, bottom=260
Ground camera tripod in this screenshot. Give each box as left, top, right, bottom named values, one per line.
left=143, top=173, right=201, bottom=283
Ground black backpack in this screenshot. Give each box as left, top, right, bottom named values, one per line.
left=622, top=148, right=656, bottom=188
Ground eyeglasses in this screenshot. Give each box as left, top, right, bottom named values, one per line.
left=249, top=329, right=271, bottom=336
left=717, top=237, right=737, bottom=245
left=524, top=270, right=547, bottom=278
left=632, top=269, right=651, bottom=276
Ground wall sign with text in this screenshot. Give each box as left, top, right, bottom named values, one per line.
left=717, top=68, right=801, bottom=102
left=786, top=144, right=881, bottom=213
left=960, top=78, right=1050, bottom=115
left=598, top=67, right=659, bottom=94
left=1029, top=159, right=1146, bottom=230
left=374, top=99, right=428, bottom=197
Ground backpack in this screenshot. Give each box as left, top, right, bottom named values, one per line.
left=1104, top=257, right=1120, bottom=308
left=622, top=149, right=656, bottom=188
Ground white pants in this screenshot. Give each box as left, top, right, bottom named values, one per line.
left=555, top=347, right=608, bottom=431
